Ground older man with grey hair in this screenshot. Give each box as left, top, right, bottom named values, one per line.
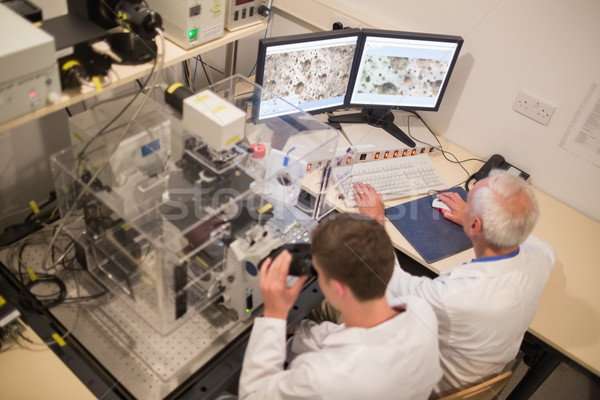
left=354, top=169, right=556, bottom=397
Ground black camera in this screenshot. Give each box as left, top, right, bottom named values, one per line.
left=262, top=243, right=316, bottom=277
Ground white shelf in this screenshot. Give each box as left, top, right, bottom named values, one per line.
left=0, top=23, right=266, bottom=133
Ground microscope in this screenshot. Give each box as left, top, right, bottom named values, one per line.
left=50, top=75, right=338, bottom=398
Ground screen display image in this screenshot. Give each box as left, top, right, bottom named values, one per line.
left=327, top=29, right=463, bottom=147
left=255, top=29, right=360, bottom=119
left=349, top=30, right=463, bottom=111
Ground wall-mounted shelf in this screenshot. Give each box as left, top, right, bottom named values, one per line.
left=0, top=22, right=266, bottom=133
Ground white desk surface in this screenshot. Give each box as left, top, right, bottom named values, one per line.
left=0, top=23, right=266, bottom=133
left=318, top=125, right=600, bottom=377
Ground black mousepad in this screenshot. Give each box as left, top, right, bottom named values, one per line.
left=385, top=187, right=472, bottom=264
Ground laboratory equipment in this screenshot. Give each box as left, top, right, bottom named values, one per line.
left=0, top=3, right=60, bottom=124
left=48, top=75, right=338, bottom=399
left=144, top=0, right=225, bottom=49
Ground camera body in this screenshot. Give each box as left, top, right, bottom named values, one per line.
left=263, top=243, right=316, bottom=277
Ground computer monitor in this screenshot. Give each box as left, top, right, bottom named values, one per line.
left=330, top=29, right=463, bottom=147
left=254, top=29, right=361, bottom=120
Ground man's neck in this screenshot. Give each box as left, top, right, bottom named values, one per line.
left=473, top=241, right=518, bottom=260
left=341, top=298, right=400, bottom=329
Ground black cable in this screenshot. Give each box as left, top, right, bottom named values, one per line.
left=62, top=289, right=109, bottom=304
left=406, top=111, right=485, bottom=180
left=198, top=55, right=213, bottom=86
left=183, top=60, right=190, bottom=87
left=10, top=232, right=107, bottom=310
left=17, top=330, right=35, bottom=344
left=65, top=107, right=72, bottom=117
left=24, top=191, right=56, bottom=222
left=76, top=52, right=159, bottom=162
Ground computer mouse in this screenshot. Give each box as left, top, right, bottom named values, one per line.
left=432, top=197, right=452, bottom=213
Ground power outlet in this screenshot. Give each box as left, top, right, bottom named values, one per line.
left=332, top=12, right=361, bottom=29
left=512, top=91, right=556, bottom=126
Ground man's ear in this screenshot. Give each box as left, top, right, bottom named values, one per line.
left=332, top=279, right=347, bottom=299
left=467, top=215, right=483, bottom=236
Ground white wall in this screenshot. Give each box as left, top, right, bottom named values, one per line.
left=272, top=0, right=600, bottom=222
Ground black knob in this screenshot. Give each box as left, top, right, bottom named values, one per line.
left=257, top=5, right=270, bottom=17
left=332, top=21, right=343, bottom=30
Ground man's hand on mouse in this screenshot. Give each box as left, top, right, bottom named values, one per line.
left=436, top=192, right=466, bottom=226
left=353, top=182, right=385, bottom=226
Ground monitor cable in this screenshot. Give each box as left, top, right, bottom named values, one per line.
left=405, top=111, right=485, bottom=185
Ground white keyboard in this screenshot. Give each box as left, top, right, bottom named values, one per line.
left=332, top=154, right=446, bottom=207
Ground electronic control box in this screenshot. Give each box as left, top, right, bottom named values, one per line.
left=224, top=0, right=270, bottom=31
left=0, top=4, right=60, bottom=124
left=145, top=0, right=225, bottom=49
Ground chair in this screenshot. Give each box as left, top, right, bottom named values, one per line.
left=437, top=370, right=513, bottom=400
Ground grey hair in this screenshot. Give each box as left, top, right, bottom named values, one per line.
left=469, top=169, right=539, bottom=248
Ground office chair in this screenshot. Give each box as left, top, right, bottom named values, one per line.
left=437, top=370, right=513, bottom=400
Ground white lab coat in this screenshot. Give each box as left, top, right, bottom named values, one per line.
left=239, top=296, right=442, bottom=400
left=386, top=235, right=556, bottom=396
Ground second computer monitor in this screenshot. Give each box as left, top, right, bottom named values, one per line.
left=348, top=29, right=463, bottom=111
left=255, top=29, right=361, bottom=119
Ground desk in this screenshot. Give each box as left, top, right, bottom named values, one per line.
left=314, top=126, right=600, bottom=396
left=2, top=116, right=599, bottom=396
left=0, top=325, right=97, bottom=400
left=0, top=23, right=266, bottom=133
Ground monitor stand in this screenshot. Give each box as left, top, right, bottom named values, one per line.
left=328, top=108, right=416, bottom=148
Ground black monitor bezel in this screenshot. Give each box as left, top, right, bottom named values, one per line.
left=347, top=28, right=464, bottom=112
left=254, top=28, right=362, bottom=120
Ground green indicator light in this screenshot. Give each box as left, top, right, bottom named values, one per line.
left=188, top=29, right=195, bottom=39
left=246, top=308, right=251, bottom=313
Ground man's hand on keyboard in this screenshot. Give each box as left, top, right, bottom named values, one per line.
left=436, top=192, right=466, bottom=226
left=353, top=182, right=385, bottom=226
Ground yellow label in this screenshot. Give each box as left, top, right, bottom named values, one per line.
left=52, top=333, right=66, bottom=347
left=62, top=60, right=80, bottom=71
left=194, top=94, right=210, bottom=102
left=122, top=223, right=132, bottom=231
left=0, top=296, right=5, bottom=307
left=212, top=105, right=225, bottom=113
left=26, top=266, right=37, bottom=282
left=258, top=203, right=273, bottom=214
left=226, top=135, right=241, bottom=145
left=29, top=200, right=40, bottom=215
left=141, top=275, right=153, bottom=286
left=92, top=76, right=103, bottom=92
left=195, top=256, right=208, bottom=268
left=167, top=82, right=184, bottom=94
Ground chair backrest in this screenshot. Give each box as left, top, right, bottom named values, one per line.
left=438, top=371, right=513, bottom=400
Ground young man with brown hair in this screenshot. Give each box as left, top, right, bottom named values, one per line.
left=239, top=213, right=442, bottom=400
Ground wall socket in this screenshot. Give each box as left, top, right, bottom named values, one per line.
left=512, top=91, right=556, bottom=126
left=332, top=12, right=361, bottom=29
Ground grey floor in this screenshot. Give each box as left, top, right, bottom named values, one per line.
left=500, top=358, right=600, bottom=399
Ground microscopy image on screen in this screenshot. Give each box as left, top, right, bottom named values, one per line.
left=356, top=55, right=450, bottom=98
left=261, top=44, right=355, bottom=106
